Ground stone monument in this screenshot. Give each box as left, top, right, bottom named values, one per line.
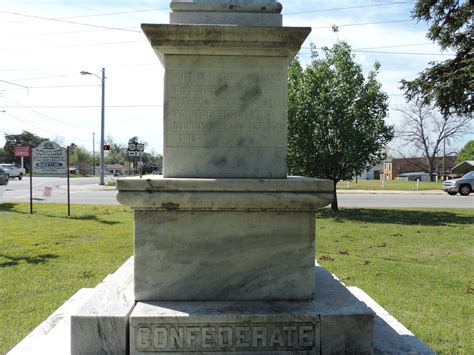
left=6, top=1, right=434, bottom=354
left=115, top=1, right=371, bottom=353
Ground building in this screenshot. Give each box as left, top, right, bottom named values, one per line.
left=383, top=156, right=457, bottom=181
left=452, top=160, right=474, bottom=176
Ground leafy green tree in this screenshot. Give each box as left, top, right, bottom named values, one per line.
left=0, top=147, right=5, bottom=162
left=288, top=42, right=394, bottom=212
left=400, top=0, right=472, bottom=117
left=3, top=131, right=48, bottom=167
left=104, top=136, right=128, bottom=165
left=456, top=140, right=474, bottom=164
left=69, top=145, right=93, bottom=174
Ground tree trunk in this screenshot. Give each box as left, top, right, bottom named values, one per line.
left=331, top=179, right=339, bottom=214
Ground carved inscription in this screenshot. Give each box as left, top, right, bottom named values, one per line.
left=135, top=323, right=316, bottom=352
left=165, top=70, right=287, bottom=148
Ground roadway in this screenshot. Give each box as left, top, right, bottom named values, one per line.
left=1, top=177, right=473, bottom=209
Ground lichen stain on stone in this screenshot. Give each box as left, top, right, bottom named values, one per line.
left=212, top=157, right=227, bottom=166
left=161, top=202, right=180, bottom=209
left=241, top=84, right=262, bottom=110
left=215, top=81, right=229, bottom=96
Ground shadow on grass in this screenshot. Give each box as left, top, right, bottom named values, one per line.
left=317, top=208, right=474, bottom=226
left=0, top=203, right=121, bottom=225
left=65, top=214, right=121, bottom=226
left=0, top=253, right=58, bottom=268
left=0, top=203, right=27, bottom=214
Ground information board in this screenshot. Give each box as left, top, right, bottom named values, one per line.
left=32, top=141, right=67, bottom=177
left=14, top=146, right=31, bottom=157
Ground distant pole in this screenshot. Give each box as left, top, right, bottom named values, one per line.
left=442, top=137, right=446, bottom=181
left=92, top=132, right=96, bottom=176
left=67, top=146, right=71, bottom=216
left=29, top=154, right=33, bottom=215
left=99, top=68, right=105, bottom=185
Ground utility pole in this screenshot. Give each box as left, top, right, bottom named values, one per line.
left=442, top=137, right=446, bottom=181
left=99, top=68, right=105, bottom=185
left=92, top=132, right=96, bottom=176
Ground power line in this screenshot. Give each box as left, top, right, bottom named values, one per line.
left=3, top=26, right=141, bottom=38
left=0, top=40, right=145, bottom=52
left=353, top=49, right=453, bottom=56
left=284, top=1, right=414, bottom=15
left=2, top=111, right=60, bottom=136
left=0, top=7, right=168, bottom=24
left=1, top=104, right=163, bottom=108
left=0, top=10, right=142, bottom=33
left=312, top=19, right=413, bottom=29
left=2, top=97, right=91, bottom=133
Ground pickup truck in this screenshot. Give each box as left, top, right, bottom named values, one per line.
left=442, top=171, right=474, bottom=196
left=0, top=163, right=26, bottom=180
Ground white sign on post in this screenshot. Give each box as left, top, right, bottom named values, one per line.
left=32, top=141, right=67, bottom=177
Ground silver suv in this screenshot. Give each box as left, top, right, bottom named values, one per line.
left=443, top=171, right=474, bottom=196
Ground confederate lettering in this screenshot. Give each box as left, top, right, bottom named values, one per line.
left=135, top=323, right=316, bottom=352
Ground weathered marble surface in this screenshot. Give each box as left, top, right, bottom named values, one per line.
left=134, top=210, right=316, bottom=301
left=116, top=176, right=333, bottom=192
left=8, top=258, right=433, bottom=355
left=349, top=287, right=435, bottom=355
left=129, top=265, right=374, bottom=354
left=170, top=0, right=282, bottom=26
left=170, top=0, right=283, bottom=13
left=116, top=177, right=334, bottom=211
left=141, top=24, right=310, bottom=178
left=70, top=257, right=135, bottom=355
left=8, top=288, right=94, bottom=355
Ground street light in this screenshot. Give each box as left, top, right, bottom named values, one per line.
left=80, top=68, right=106, bottom=185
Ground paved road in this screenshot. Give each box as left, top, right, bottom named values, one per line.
left=0, top=176, right=118, bottom=205
left=1, top=177, right=473, bottom=208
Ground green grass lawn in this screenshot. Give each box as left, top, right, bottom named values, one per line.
left=1, top=203, right=472, bottom=353
left=338, top=179, right=443, bottom=190
left=316, top=208, right=474, bottom=354
left=0, top=203, right=133, bottom=353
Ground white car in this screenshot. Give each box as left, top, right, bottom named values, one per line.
left=0, top=163, right=26, bottom=180
left=442, top=171, right=474, bottom=196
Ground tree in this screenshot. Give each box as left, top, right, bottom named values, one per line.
left=400, top=0, right=473, bottom=117
left=395, top=100, right=472, bottom=177
left=69, top=145, right=93, bottom=174
left=456, top=140, right=474, bottom=164
left=288, top=42, right=394, bottom=212
left=3, top=131, right=48, bottom=165
left=104, top=135, right=128, bottom=165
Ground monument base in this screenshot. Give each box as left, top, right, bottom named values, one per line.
left=130, top=265, right=373, bottom=355
left=7, top=258, right=434, bottom=355
left=117, top=177, right=334, bottom=301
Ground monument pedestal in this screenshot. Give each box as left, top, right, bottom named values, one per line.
left=117, top=177, right=333, bottom=301
left=130, top=264, right=374, bottom=355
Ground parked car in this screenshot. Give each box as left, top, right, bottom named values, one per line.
left=0, top=163, right=26, bottom=180
left=0, top=166, right=9, bottom=185
left=442, top=171, right=474, bottom=196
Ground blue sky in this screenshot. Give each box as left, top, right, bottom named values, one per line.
left=0, top=0, right=471, bottom=155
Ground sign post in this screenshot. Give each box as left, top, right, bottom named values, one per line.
left=32, top=141, right=68, bottom=215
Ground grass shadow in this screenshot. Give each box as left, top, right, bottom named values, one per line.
left=317, top=208, right=474, bottom=226
left=66, top=214, right=121, bottom=226
left=0, top=203, right=27, bottom=214
left=0, top=253, right=58, bottom=268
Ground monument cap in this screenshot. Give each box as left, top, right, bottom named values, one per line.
left=170, top=0, right=283, bottom=13
left=170, top=0, right=283, bottom=26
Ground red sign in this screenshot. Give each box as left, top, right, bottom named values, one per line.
left=14, top=146, right=31, bottom=157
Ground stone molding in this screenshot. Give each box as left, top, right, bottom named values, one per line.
left=141, top=24, right=311, bottom=59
